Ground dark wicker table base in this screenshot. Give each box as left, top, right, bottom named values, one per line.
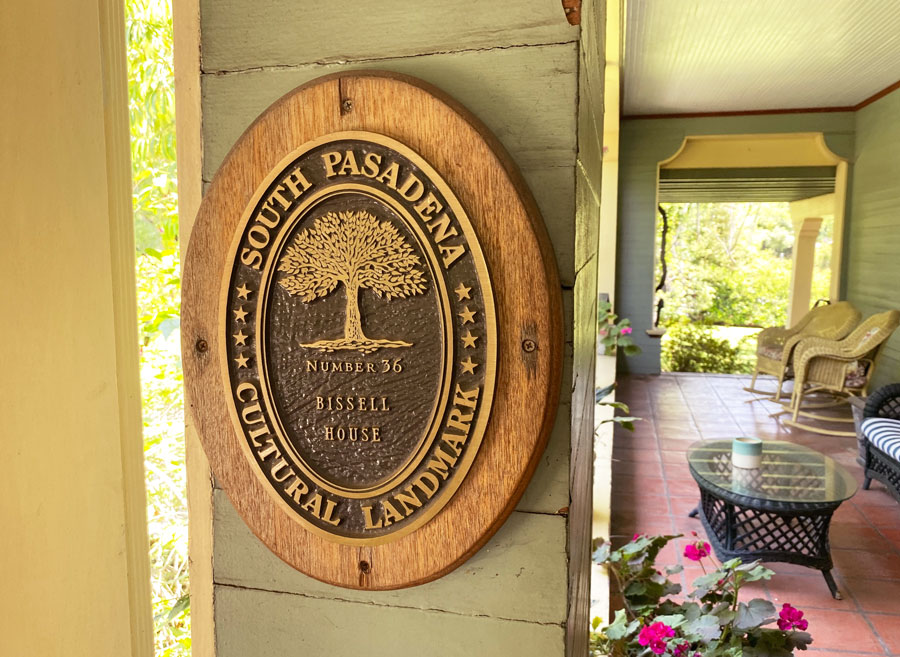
left=689, top=488, right=843, bottom=599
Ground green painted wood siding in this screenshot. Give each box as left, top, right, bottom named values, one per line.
left=617, top=113, right=855, bottom=373
left=848, top=88, right=900, bottom=389
left=198, top=4, right=581, bottom=656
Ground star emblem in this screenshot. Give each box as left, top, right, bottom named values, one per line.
left=458, top=306, right=476, bottom=324
left=233, top=330, right=248, bottom=346
left=460, top=357, right=478, bottom=375
left=236, top=284, right=251, bottom=300
left=233, top=306, right=248, bottom=322
left=461, top=330, right=478, bottom=349
left=454, top=282, right=472, bottom=301
left=234, top=353, right=250, bottom=369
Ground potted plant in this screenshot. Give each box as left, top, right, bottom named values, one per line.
left=591, top=534, right=813, bottom=656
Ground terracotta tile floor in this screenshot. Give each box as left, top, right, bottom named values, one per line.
left=610, top=373, right=900, bottom=655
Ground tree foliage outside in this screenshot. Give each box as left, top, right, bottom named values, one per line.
left=126, top=0, right=189, bottom=655
left=655, top=202, right=832, bottom=374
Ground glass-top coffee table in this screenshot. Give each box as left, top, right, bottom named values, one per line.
left=687, top=440, right=858, bottom=599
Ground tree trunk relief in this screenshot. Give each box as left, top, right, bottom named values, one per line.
left=344, top=281, right=366, bottom=341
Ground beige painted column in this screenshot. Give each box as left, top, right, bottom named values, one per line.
left=589, top=0, right=623, bottom=626
left=788, top=216, right=824, bottom=326
left=0, top=0, right=153, bottom=655
left=787, top=192, right=839, bottom=325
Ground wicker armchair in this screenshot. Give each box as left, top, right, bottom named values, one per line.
left=783, top=310, right=900, bottom=435
left=747, top=301, right=861, bottom=400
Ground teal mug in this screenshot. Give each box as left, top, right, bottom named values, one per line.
left=732, top=436, right=762, bottom=469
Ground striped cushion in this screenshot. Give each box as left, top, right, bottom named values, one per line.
left=862, top=417, right=900, bottom=461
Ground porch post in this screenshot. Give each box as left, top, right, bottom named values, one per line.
left=788, top=215, right=824, bottom=326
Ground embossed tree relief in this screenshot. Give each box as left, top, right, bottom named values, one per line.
left=278, top=209, right=427, bottom=353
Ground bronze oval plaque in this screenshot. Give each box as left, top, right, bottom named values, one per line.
left=222, top=132, right=496, bottom=544
left=183, top=72, right=562, bottom=589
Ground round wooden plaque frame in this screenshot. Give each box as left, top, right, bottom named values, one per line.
left=182, top=71, right=562, bottom=589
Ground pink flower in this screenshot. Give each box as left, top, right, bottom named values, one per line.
left=633, top=533, right=642, bottom=540
left=598, top=329, right=608, bottom=337
left=672, top=641, right=692, bottom=656
left=621, top=326, right=633, bottom=335
left=777, top=603, right=809, bottom=631
left=683, top=541, right=711, bottom=562
left=638, top=622, right=675, bottom=655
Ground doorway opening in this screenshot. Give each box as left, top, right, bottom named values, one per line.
left=654, top=201, right=834, bottom=374
left=650, top=134, right=846, bottom=375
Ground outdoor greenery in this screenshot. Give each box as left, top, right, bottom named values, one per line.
left=126, top=0, right=189, bottom=655
left=591, top=534, right=813, bottom=656
left=599, top=299, right=642, bottom=357
left=597, top=300, right=642, bottom=430
left=660, top=321, right=757, bottom=375
left=655, top=202, right=831, bottom=374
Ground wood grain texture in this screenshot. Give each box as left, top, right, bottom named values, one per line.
left=200, top=45, right=578, bottom=284
left=213, top=489, right=567, bottom=624
left=200, top=0, right=576, bottom=72
left=200, top=44, right=578, bottom=178
left=183, top=72, right=563, bottom=589
left=173, top=0, right=216, bottom=653
left=568, top=2, right=606, bottom=654
left=215, top=584, right=565, bottom=657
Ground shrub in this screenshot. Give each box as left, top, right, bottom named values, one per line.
left=661, top=321, right=745, bottom=374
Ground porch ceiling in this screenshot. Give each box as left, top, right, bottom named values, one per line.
left=624, top=0, right=900, bottom=116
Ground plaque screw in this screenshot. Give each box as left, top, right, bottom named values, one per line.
left=195, top=338, right=209, bottom=354
left=341, top=98, right=353, bottom=114
left=358, top=560, right=371, bottom=574
left=522, top=339, right=536, bottom=353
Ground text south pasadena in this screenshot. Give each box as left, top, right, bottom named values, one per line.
left=235, top=380, right=481, bottom=530
left=239, top=148, right=467, bottom=272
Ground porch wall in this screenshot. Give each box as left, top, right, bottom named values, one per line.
left=847, top=86, right=900, bottom=390
left=616, top=113, right=855, bottom=374
left=193, top=3, right=586, bottom=655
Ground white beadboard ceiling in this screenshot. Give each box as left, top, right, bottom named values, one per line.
left=624, top=0, right=900, bottom=116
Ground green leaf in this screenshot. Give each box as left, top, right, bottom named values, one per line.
left=681, top=602, right=701, bottom=622
left=604, top=609, right=636, bottom=641
left=738, top=563, right=775, bottom=582
left=595, top=382, right=616, bottom=401
left=735, top=599, right=776, bottom=630
left=592, top=540, right=611, bottom=565
left=652, top=614, right=686, bottom=628
left=690, top=571, right=724, bottom=589
left=165, top=594, right=190, bottom=623
left=682, top=613, right=722, bottom=642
